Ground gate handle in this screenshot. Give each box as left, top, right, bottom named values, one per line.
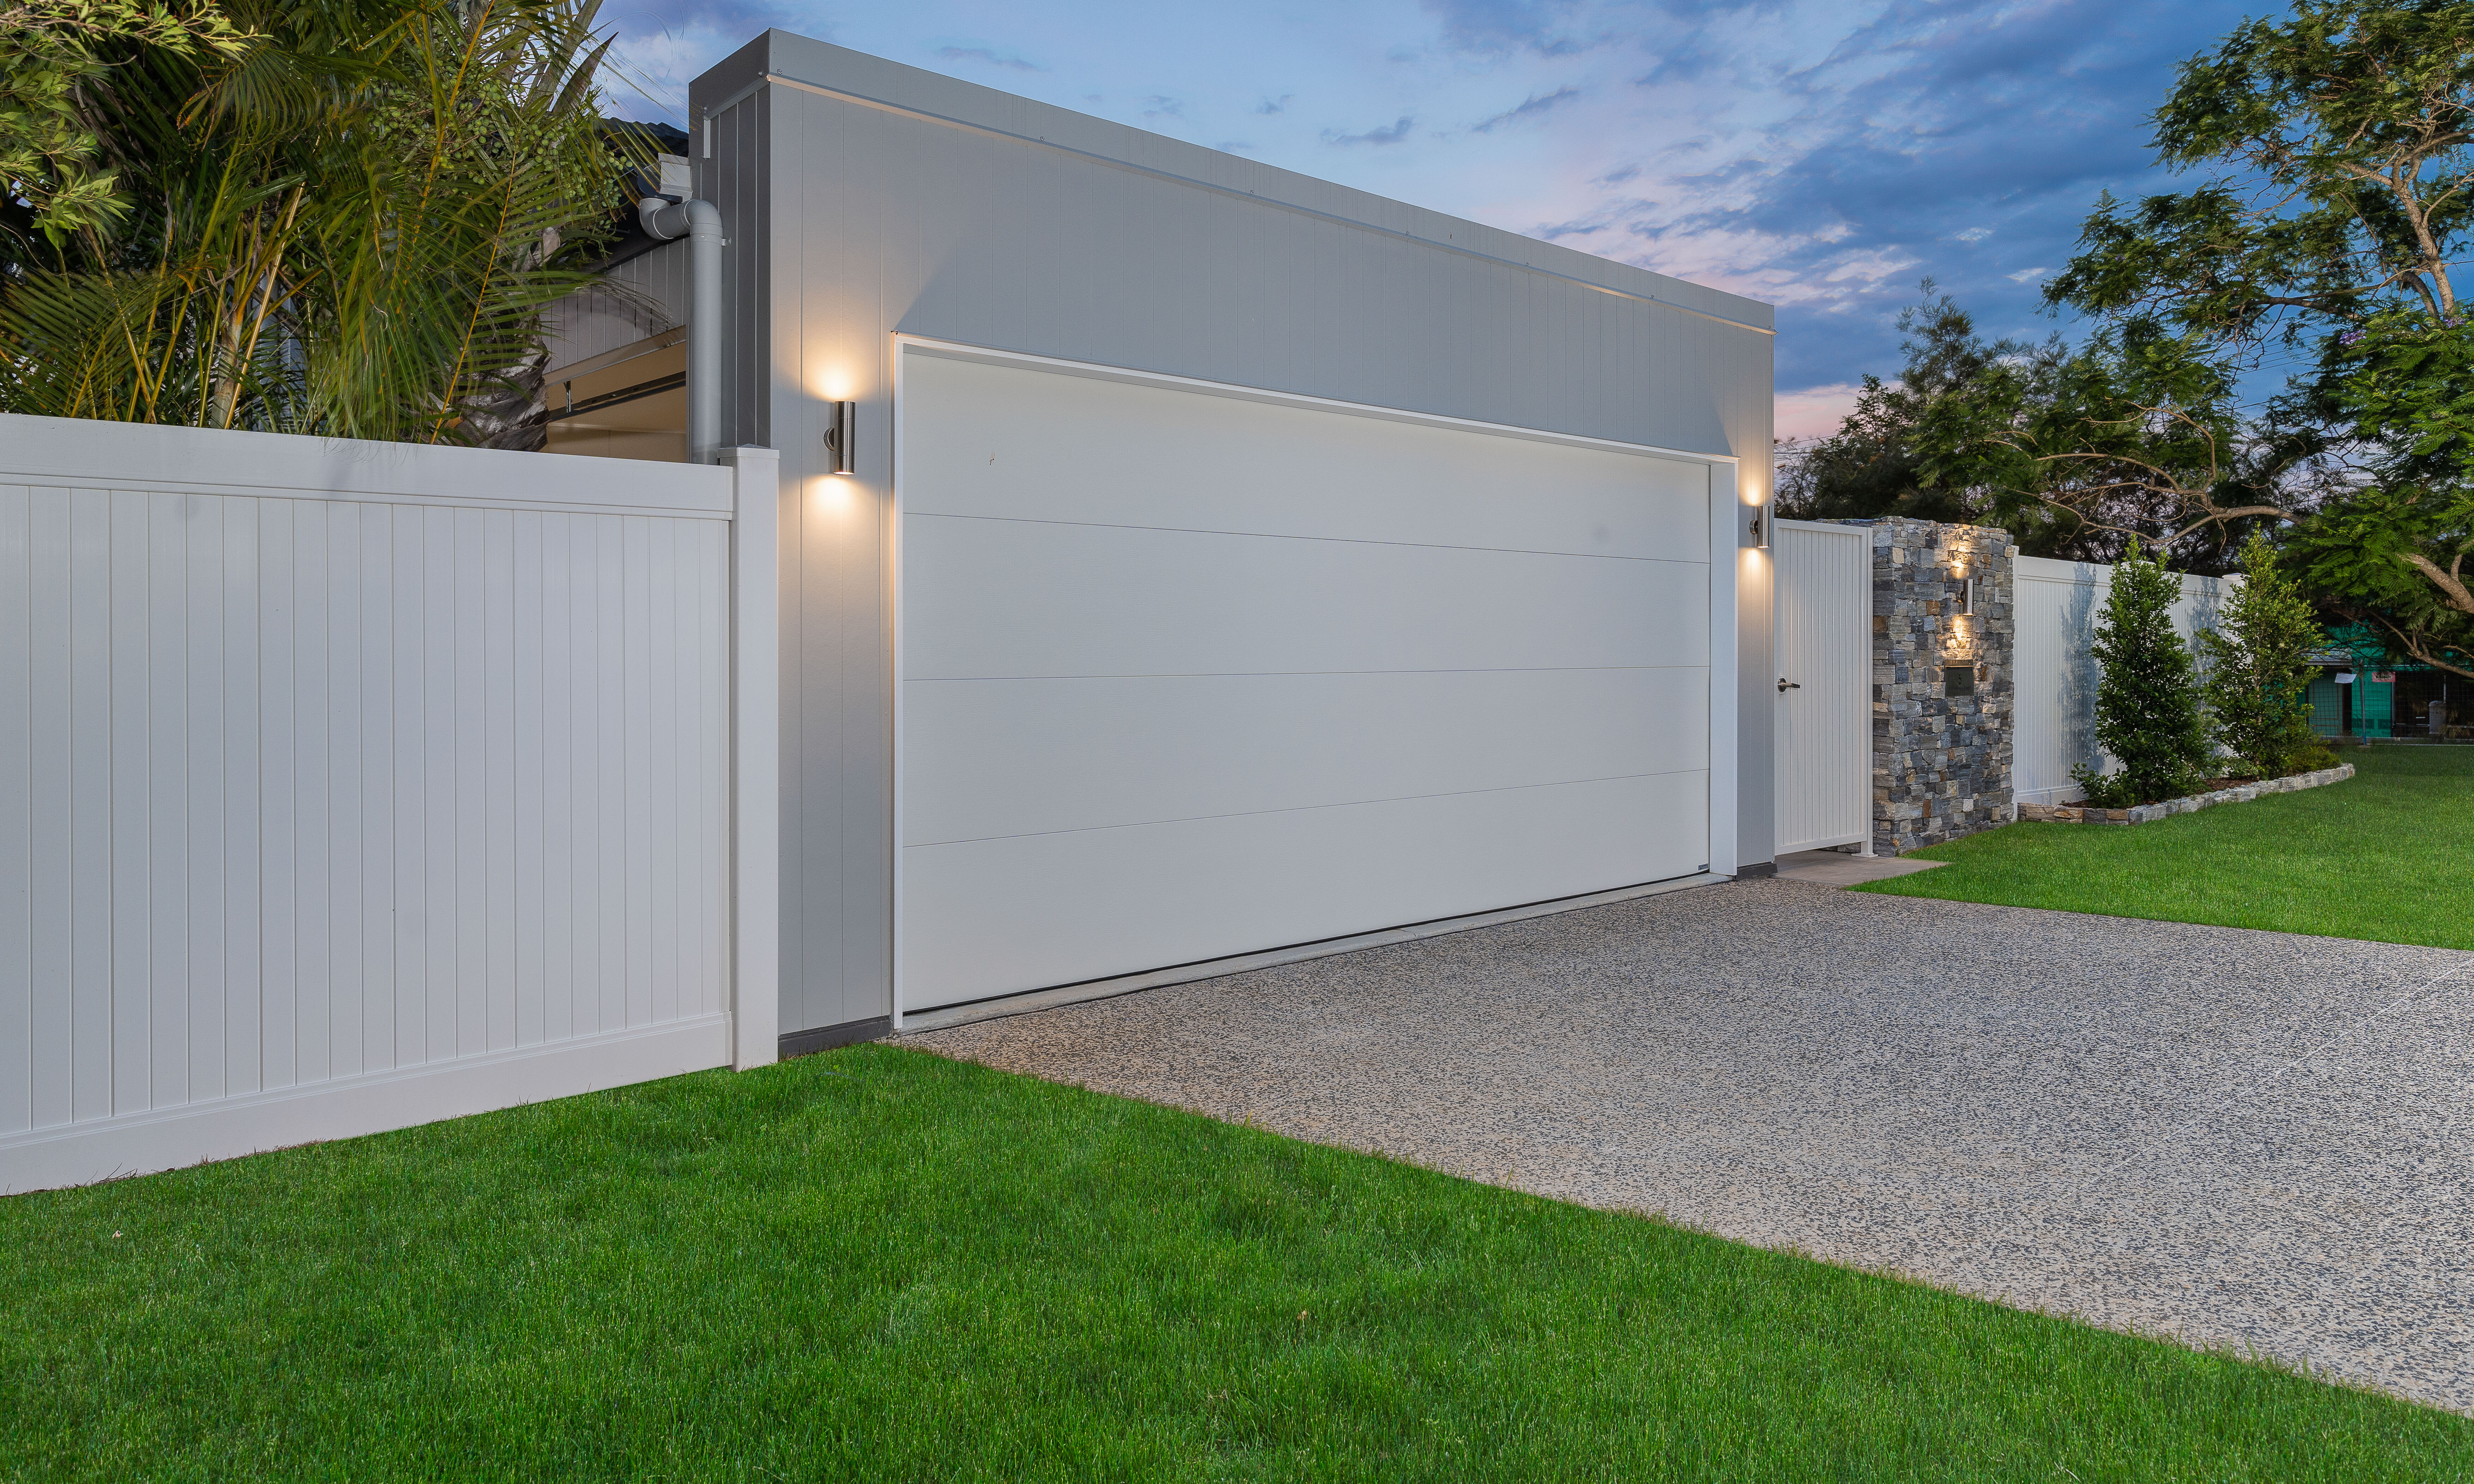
left=1778, top=678, right=1801, bottom=692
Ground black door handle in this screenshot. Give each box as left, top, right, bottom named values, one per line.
left=1778, top=678, right=1801, bottom=692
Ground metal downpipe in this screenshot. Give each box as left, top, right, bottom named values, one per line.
left=637, top=196, right=726, bottom=463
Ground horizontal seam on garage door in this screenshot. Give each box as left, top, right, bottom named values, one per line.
left=904, top=510, right=1713, bottom=565
left=903, top=665, right=1708, bottom=680
left=903, top=767, right=1709, bottom=849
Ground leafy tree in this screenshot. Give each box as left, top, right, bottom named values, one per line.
left=1913, top=316, right=2284, bottom=572
left=2076, top=541, right=2214, bottom=806
left=2197, top=534, right=2327, bottom=774
left=1777, top=284, right=2032, bottom=529
left=2038, top=1, right=2474, bottom=626
left=0, top=0, right=630, bottom=446
left=0, top=0, right=253, bottom=244
left=2277, top=311, right=2474, bottom=675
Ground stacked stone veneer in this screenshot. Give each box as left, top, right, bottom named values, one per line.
left=1869, top=518, right=2016, bottom=855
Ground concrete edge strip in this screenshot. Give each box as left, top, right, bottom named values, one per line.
left=730, top=72, right=1776, bottom=338
left=895, top=873, right=1732, bottom=1034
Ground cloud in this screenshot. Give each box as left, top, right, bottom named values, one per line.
left=595, top=0, right=2264, bottom=404
left=1634, top=35, right=1724, bottom=85
left=1323, top=115, right=1417, bottom=146
left=934, top=44, right=1044, bottom=72
left=1472, top=85, right=1582, bottom=133
left=1775, top=382, right=1867, bottom=440
left=1422, top=0, right=1592, bottom=55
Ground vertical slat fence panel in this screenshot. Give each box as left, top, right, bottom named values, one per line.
left=0, top=414, right=755, bottom=1193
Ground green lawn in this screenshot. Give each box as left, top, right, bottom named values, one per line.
left=1860, top=743, right=2474, bottom=948
left=4, top=1047, right=2466, bottom=1480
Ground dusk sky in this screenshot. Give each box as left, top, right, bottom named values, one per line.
left=593, top=0, right=2264, bottom=438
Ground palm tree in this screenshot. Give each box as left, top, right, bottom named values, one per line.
left=0, top=0, right=633, bottom=447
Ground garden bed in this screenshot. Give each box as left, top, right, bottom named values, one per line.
left=2017, top=764, right=2354, bottom=825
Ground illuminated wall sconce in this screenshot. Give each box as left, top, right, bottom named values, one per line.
left=1749, top=503, right=1771, bottom=549
left=823, top=400, right=856, bottom=474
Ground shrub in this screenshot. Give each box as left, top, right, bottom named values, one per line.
left=2197, top=534, right=2324, bottom=778
left=2073, top=540, right=2212, bottom=806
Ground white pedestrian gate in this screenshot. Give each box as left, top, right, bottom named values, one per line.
left=1773, top=520, right=1871, bottom=852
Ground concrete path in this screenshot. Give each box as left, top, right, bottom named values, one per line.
left=906, top=879, right=2474, bottom=1413
left=1774, top=848, right=1950, bottom=886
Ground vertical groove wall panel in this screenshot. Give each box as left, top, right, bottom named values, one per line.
left=0, top=439, right=733, bottom=1154
left=259, top=498, right=298, bottom=1094
left=187, top=492, right=229, bottom=1106
left=2014, top=557, right=2231, bottom=805
left=30, top=489, right=82, bottom=1131
left=0, top=486, right=31, bottom=1135
left=1773, top=522, right=1871, bottom=853
left=223, top=495, right=263, bottom=1099
left=483, top=507, right=518, bottom=1054
left=72, top=490, right=115, bottom=1123
left=511, top=510, right=545, bottom=1050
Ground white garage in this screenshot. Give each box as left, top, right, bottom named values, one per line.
left=893, top=341, right=1739, bottom=1015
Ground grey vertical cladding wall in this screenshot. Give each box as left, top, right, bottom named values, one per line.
left=1869, top=519, right=2016, bottom=854
left=689, top=31, right=1777, bottom=1035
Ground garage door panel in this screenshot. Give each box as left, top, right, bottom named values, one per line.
left=902, top=352, right=1709, bottom=558
left=901, top=771, right=1710, bottom=1008
left=903, top=668, right=1711, bottom=846
left=903, top=514, right=1710, bottom=679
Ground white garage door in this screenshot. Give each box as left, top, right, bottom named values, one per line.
left=896, top=343, right=1724, bottom=1013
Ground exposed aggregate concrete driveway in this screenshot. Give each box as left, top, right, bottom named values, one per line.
left=908, top=879, right=2474, bottom=1414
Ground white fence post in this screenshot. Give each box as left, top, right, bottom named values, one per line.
left=720, top=447, right=779, bottom=1070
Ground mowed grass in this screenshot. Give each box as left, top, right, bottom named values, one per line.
left=5, top=1047, right=2468, bottom=1481
left=1860, top=743, right=2474, bottom=949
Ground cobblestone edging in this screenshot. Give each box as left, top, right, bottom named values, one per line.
left=2015, top=764, right=2355, bottom=825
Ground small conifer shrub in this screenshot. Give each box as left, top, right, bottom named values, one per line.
left=2197, top=535, right=2326, bottom=779
left=2075, top=541, right=2213, bottom=807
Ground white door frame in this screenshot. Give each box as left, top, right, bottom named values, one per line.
left=886, top=333, right=1740, bottom=1028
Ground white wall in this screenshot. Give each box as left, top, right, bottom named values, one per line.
left=0, top=416, right=778, bottom=1194
left=2014, top=555, right=2232, bottom=806
left=694, top=31, right=1776, bottom=1038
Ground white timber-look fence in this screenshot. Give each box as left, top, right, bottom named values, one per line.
left=0, top=414, right=778, bottom=1194
left=2013, top=554, right=2233, bottom=807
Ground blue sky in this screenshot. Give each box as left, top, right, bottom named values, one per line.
left=593, top=0, right=2264, bottom=437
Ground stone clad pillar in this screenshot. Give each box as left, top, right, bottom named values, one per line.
left=1868, top=518, right=2015, bottom=854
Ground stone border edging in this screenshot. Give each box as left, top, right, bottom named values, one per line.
left=2016, top=763, right=2355, bottom=826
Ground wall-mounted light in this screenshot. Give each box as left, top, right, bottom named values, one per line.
left=823, top=401, right=856, bottom=475
left=1749, top=503, right=1771, bottom=549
